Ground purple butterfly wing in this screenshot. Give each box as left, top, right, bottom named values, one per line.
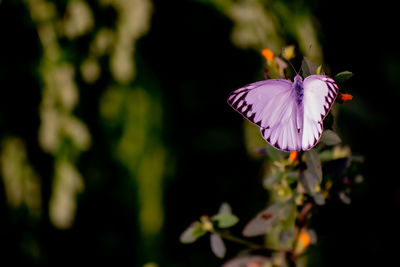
left=301, top=75, right=339, bottom=150
left=228, top=79, right=302, bottom=151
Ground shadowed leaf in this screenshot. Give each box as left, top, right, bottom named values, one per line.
left=242, top=205, right=277, bottom=237
left=210, top=233, right=226, bottom=259
left=339, top=191, right=351, bottom=204
left=334, top=71, right=353, bottom=83
left=300, top=170, right=322, bottom=202
left=180, top=222, right=205, bottom=244
left=266, top=144, right=283, bottom=162
left=304, top=149, right=322, bottom=182
left=300, top=150, right=326, bottom=206
left=301, top=57, right=317, bottom=77
left=218, top=202, right=232, bottom=214
left=307, top=229, right=318, bottom=245
left=320, top=130, right=341, bottom=146
left=243, top=201, right=297, bottom=238
left=263, top=169, right=284, bottom=189
left=312, top=192, right=325, bottom=205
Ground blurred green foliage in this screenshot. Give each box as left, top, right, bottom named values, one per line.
left=1, top=0, right=163, bottom=264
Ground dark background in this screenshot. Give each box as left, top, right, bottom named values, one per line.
left=0, top=0, right=399, bottom=266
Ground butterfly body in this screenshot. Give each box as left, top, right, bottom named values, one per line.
left=293, top=75, right=304, bottom=106
left=228, top=74, right=338, bottom=152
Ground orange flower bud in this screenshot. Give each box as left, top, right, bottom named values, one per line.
left=298, top=231, right=311, bottom=248
left=289, top=151, right=298, bottom=163
left=261, top=48, right=274, bottom=62
left=339, top=93, right=353, bottom=102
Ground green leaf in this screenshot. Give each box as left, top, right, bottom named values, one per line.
left=286, top=171, right=298, bottom=182
left=320, top=130, right=342, bottom=146
left=210, top=233, right=226, bottom=259
left=277, top=200, right=296, bottom=221
left=299, top=171, right=325, bottom=206
left=266, top=224, right=294, bottom=251
left=180, top=222, right=206, bottom=244
left=193, top=223, right=208, bottom=237
left=263, top=169, right=284, bottom=189
left=243, top=201, right=297, bottom=249
left=265, top=144, right=283, bottom=162
left=300, top=170, right=320, bottom=195
left=212, top=213, right=239, bottom=228
left=318, top=149, right=334, bottom=162
left=312, top=192, right=325, bottom=205
left=334, top=71, right=353, bottom=83
left=307, top=229, right=318, bottom=245
left=266, top=201, right=296, bottom=250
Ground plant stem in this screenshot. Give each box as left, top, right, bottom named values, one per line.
left=288, top=202, right=314, bottom=262
left=216, top=231, right=264, bottom=250
left=298, top=202, right=313, bottom=225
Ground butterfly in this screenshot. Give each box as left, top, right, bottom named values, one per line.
left=227, top=74, right=339, bottom=152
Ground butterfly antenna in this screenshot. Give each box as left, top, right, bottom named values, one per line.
left=288, top=60, right=298, bottom=76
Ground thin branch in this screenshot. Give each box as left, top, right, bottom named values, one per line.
left=216, top=231, right=265, bottom=250
left=297, top=202, right=313, bottom=226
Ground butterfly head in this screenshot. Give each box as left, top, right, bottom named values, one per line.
left=293, top=74, right=303, bottom=83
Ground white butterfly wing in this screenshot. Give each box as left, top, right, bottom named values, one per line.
left=228, top=79, right=302, bottom=151
left=302, top=75, right=339, bottom=150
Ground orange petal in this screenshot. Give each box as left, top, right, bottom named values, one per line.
left=261, top=48, right=274, bottom=62
left=340, top=93, right=353, bottom=102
